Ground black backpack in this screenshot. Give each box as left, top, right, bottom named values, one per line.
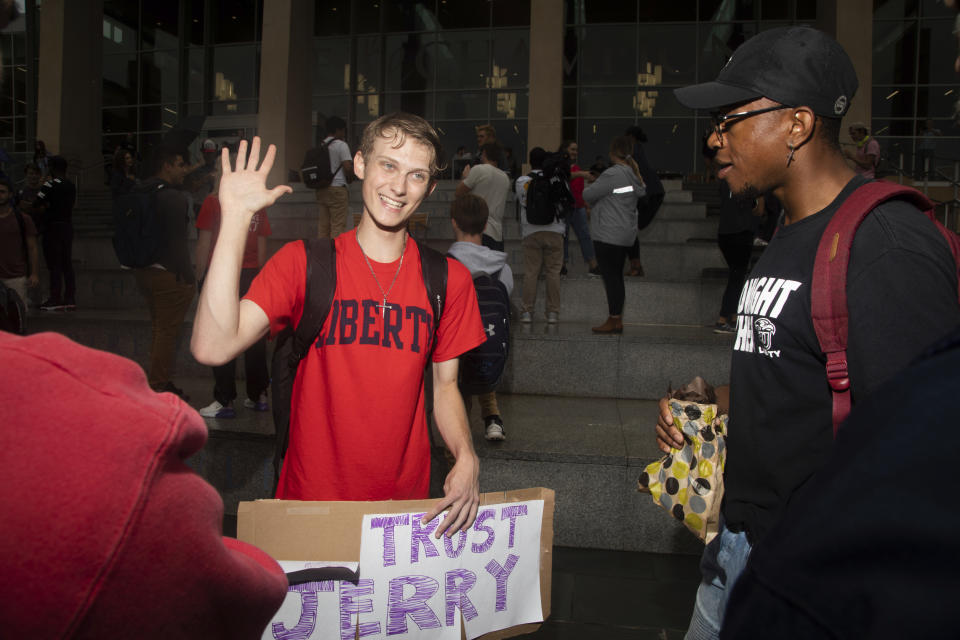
left=300, top=139, right=342, bottom=189
left=0, top=280, right=25, bottom=334
left=271, top=237, right=449, bottom=486
left=524, top=156, right=574, bottom=225
left=454, top=265, right=511, bottom=395
left=112, top=182, right=165, bottom=268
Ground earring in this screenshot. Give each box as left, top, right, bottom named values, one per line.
left=787, top=142, right=796, bottom=166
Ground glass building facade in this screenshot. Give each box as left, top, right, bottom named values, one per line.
left=3, top=1, right=957, bottom=180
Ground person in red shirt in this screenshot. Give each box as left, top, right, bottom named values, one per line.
left=558, top=139, right=600, bottom=277
left=191, top=113, right=486, bottom=538
left=195, top=186, right=272, bottom=418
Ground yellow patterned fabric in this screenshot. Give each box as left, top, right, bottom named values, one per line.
left=638, top=400, right=728, bottom=544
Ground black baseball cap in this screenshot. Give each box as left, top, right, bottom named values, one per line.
left=674, top=26, right=858, bottom=117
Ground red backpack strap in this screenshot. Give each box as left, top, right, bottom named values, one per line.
left=811, top=181, right=936, bottom=436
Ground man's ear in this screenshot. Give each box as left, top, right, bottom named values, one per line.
left=788, top=107, right=817, bottom=150
left=352, top=151, right=365, bottom=180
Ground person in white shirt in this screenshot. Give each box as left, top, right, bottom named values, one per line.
left=315, top=116, right=354, bottom=238
left=455, top=142, right=510, bottom=251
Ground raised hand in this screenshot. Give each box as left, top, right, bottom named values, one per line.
left=218, top=137, right=292, bottom=222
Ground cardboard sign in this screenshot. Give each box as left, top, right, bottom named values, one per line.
left=238, top=488, right=555, bottom=640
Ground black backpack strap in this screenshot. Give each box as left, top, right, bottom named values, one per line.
left=415, top=239, right=448, bottom=357
left=290, top=238, right=337, bottom=365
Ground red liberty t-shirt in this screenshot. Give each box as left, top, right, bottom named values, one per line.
left=244, top=230, right=486, bottom=501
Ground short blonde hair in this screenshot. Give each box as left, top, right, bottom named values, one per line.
left=359, top=112, right=445, bottom=177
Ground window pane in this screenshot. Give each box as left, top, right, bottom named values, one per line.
left=12, top=66, right=26, bottom=115
left=921, top=0, right=956, bottom=18
left=638, top=24, right=698, bottom=86
left=316, top=1, right=350, bottom=36
left=213, top=0, right=258, bottom=43
left=872, top=86, right=915, bottom=119
left=313, top=95, right=352, bottom=126
left=0, top=77, right=12, bottom=117
left=918, top=19, right=957, bottom=84
left=385, top=32, right=437, bottom=91
left=314, top=37, right=351, bottom=94
left=873, top=0, right=920, bottom=19
left=873, top=21, right=917, bottom=85
left=140, top=50, right=180, bottom=105
left=103, top=53, right=138, bottom=107
left=583, top=1, right=637, bottom=24
left=103, top=107, right=137, bottom=134
left=563, top=87, right=577, bottom=118
left=435, top=31, right=491, bottom=90
left=188, top=0, right=204, bottom=45
left=638, top=1, right=697, bottom=21
left=492, top=29, right=529, bottom=88
left=917, top=86, right=960, bottom=120
left=354, top=0, right=382, bottom=35
left=211, top=99, right=258, bottom=115
left=580, top=87, right=637, bottom=117
left=579, top=25, right=636, bottom=86
left=212, top=45, right=259, bottom=105
left=699, top=0, right=756, bottom=21
left=384, top=91, right=434, bottom=118
left=102, top=13, right=138, bottom=54
left=436, top=89, right=488, bottom=119
left=141, top=0, right=180, bottom=50
left=489, top=89, right=527, bottom=120
left=354, top=92, right=382, bottom=122
left=356, top=36, right=382, bottom=95
left=187, top=47, right=205, bottom=102
left=386, top=1, right=439, bottom=31
left=797, top=0, right=817, bottom=20
left=437, top=1, right=490, bottom=30
left=760, top=0, right=788, bottom=19
left=493, top=0, right=530, bottom=27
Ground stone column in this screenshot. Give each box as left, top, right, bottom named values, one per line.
left=527, top=0, right=564, bottom=157
left=818, top=0, right=872, bottom=131
left=36, top=0, right=103, bottom=177
left=257, top=0, right=315, bottom=186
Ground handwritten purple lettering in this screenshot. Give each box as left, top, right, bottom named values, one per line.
left=271, top=582, right=335, bottom=640
left=410, top=513, right=440, bottom=564
left=500, top=505, right=528, bottom=549
left=444, top=569, right=479, bottom=626
left=471, top=508, right=496, bottom=554
left=443, top=528, right=468, bottom=559
left=484, top=554, right=519, bottom=613
left=370, top=514, right=410, bottom=567
left=386, top=575, right=441, bottom=635
left=340, top=579, right=380, bottom=640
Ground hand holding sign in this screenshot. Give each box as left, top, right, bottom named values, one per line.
left=423, top=452, right=480, bottom=539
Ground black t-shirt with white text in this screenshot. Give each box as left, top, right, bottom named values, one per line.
left=723, top=176, right=960, bottom=543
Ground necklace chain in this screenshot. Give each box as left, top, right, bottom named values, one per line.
left=357, top=234, right=406, bottom=314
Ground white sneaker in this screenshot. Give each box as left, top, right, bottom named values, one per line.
left=198, top=400, right=236, bottom=419
left=484, top=415, right=506, bottom=441
left=243, top=392, right=269, bottom=412
left=519, top=311, right=532, bottom=323
left=546, top=312, right=559, bottom=324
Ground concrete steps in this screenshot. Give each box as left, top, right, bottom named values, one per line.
left=27, top=310, right=732, bottom=399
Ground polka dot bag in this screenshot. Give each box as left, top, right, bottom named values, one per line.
left=638, top=395, right=728, bottom=544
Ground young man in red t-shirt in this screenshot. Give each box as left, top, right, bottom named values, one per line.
left=194, top=192, right=272, bottom=418
left=191, top=113, right=486, bottom=537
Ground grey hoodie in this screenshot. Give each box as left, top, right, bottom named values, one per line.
left=447, top=241, right=514, bottom=296
left=583, top=163, right=646, bottom=247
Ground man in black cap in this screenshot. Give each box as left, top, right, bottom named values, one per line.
left=654, top=26, right=960, bottom=639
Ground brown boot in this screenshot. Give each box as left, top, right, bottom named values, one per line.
left=592, top=316, right=623, bottom=334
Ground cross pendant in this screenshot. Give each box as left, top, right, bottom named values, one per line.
left=377, top=298, right=393, bottom=315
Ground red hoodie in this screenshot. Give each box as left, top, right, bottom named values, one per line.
left=0, top=331, right=288, bottom=638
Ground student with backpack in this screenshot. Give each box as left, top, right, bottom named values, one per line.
left=516, top=147, right=567, bottom=324
left=447, top=193, right=513, bottom=441
left=656, top=27, right=960, bottom=638
left=192, top=113, right=486, bottom=539
left=303, top=116, right=354, bottom=239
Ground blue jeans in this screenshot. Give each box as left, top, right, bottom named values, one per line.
left=684, top=523, right=752, bottom=640
left=563, top=207, right=595, bottom=265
